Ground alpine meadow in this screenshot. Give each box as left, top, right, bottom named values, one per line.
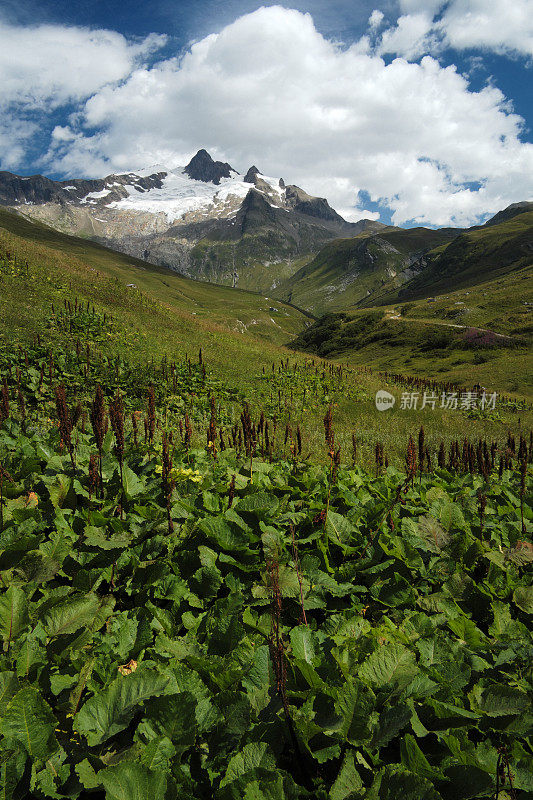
left=0, top=3, right=532, bottom=800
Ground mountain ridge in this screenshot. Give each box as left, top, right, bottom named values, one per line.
left=0, top=150, right=386, bottom=292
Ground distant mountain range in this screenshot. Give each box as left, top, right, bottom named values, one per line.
left=1, top=152, right=531, bottom=312
left=0, top=149, right=383, bottom=292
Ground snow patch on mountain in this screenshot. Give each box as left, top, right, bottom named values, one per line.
left=107, top=168, right=280, bottom=224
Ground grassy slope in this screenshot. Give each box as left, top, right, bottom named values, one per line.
left=289, top=258, right=533, bottom=396
left=0, top=207, right=530, bottom=466
left=273, top=227, right=460, bottom=315
left=368, top=211, right=533, bottom=306
left=0, top=207, right=310, bottom=358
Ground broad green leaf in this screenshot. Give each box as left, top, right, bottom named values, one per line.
left=439, top=502, right=465, bottom=531
left=221, top=742, right=276, bottom=787
left=15, top=550, right=62, bottom=583
left=359, top=643, right=418, bottom=689
left=69, top=657, right=96, bottom=714
left=16, top=631, right=46, bottom=679
left=416, top=516, right=450, bottom=553
left=235, top=491, right=279, bottom=519
left=100, top=762, right=167, bottom=800
left=447, top=617, right=489, bottom=650
left=75, top=759, right=100, bottom=790
left=329, top=750, right=362, bottom=800
left=0, top=672, right=18, bottom=716
left=241, top=644, right=274, bottom=713
left=46, top=474, right=72, bottom=508
left=477, top=685, right=530, bottom=717
left=74, top=668, right=172, bottom=745
left=443, top=765, right=493, bottom=799
left=513, top=586, right=533, bottom=614
left=198, top=516, right=249, bottom=551
left=0, top=748, right=27, bottom=800
left=140, top=736, right=176, bottom=772
left=0, top=687, right=57, bottom=759
left=41, top=592, right=103, bottom=637
left=84, top=527, right=131, bottom=550
left=137, top=692, right=196, bottom=757
left=506, top=541, right=533, bottom=566
left=325, top=512, right=353, bottom=544
left=333, top=678, right=375, bottom=744
left=121, top=466, right=144, bottom=499
left=371, top=703, right=411, bottom=747
left=367, top=765, right=442, bottom=800
left=0, top=587, right=29, bottom=644
left=400, top=734, right=439, bottom=780
left=289, top=627, right=317, bottom=664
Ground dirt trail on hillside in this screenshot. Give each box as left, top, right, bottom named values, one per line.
left=383, top=309, right=514, bottom=340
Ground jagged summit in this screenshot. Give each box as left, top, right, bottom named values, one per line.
left=184, top=149, right=236, bottom=185
left=243, top=165, right=260, bottom=184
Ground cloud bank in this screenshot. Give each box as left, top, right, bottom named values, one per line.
left=0, top=5, right=532, bottom=226
left=380, top=0, right=533, bottom=60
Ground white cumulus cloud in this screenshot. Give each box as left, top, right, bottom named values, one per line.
left=379, top=0, right=533, bottom=59
left=0, top=22, right=166, bottom=108
left=42, top=6, right=532, bottom=226
left=0, top=21, right=166, bottom=171
left=0, top=6, right=532, bottom=226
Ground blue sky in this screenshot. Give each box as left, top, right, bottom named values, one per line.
left=0, top=0, right=531, bottom=226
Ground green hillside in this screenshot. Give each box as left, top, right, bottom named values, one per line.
left=289, top=259, right=533, bottom=396
left=367, top=210, right=533, bottom=306
left=0, top=207, right=310, bottom=357
left=1, top=206, right=530, bottom=467
left=273, top=227, right=460, bottom=315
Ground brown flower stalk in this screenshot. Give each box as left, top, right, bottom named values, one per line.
left=266, top=556, right=306, bottom=779
left=90, top=384, right=105, bottom=495
left=406, top=435, right=417, bottom=484
left=131, top=413, right=138, bottom=448
left=207, top=396, right=217, bottom=458
left=520, top=456, right=527, bottom=535
left=55, top=384, right=75, bottom=469
left=438, top=441, right=445, bottom=468
left=184, top=412, right=192, bottom=450
left=228, top=474, right=236, bottom=508
left=90, top=384, right=105, bottom=451
left=17, top=390, right=26, bottom=432
left=323, top=404, right=334, bottom=452
left=418, top=425, right=425, bottom=476
left=0, top=463, right=14, bottom=531
left=0, top=378, right=9, bottom=424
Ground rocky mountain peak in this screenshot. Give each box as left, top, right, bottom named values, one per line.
left=184, top=149, right=236, bottom=185
left=284, top=184, right=345, bottom=224
left=243, top=165, right=260, bottom=184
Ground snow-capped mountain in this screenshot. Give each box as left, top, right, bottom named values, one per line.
left=0, top=150, right=384, bottom=291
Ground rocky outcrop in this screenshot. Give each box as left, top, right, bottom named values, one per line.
left=284, top=185, right=345, bottom=224
left=0, top=171, right=167, bottom=207
left=243, top=166, right=260, bottom=184
left=184, top=149, right=236, bottom=184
